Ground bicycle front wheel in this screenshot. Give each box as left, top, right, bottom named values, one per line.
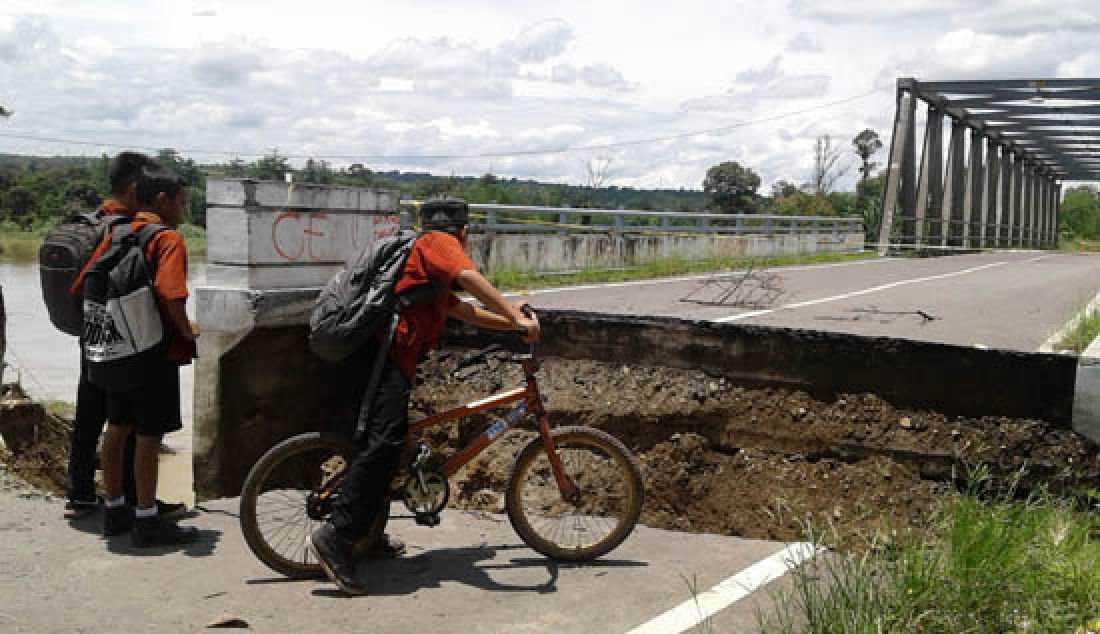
left=239, top=432, right=357, bottom=579
left=506, top=426, right=644, bottom=561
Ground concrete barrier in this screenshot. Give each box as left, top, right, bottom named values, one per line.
left=466, top=231, right=864, bottom=274
left=194, top=180, right=401, bottom=499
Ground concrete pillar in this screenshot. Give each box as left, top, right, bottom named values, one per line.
left=1038, top=176, right=1049, bottom=248
left=1016, top=166, right=1025, bottom=247
left=999, top=147, right=1013, bottom=248
left=943, top=118, right=967, bottom=247
left=1030, top=169, right=1041, bottom=248
left=1055, top=183, right=1063, bottom=246
left=984, top=141, right=1001, bottom=248
left=965, top=128, right=984, bottom=248
left=194, top=180, right=402, bottom=499
left=877, top=87, right=917, bottom=253
left=1012, top=153, right=1024, bottom=247
left=915, top=106, right=944, bottom=248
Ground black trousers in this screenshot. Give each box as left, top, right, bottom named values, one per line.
left=67, top=357, right=136, bottom=504
left=329, top=359, right=410, bottom=539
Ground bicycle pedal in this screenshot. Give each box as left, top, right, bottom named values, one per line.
left=414, top=512, right=441, bottom=527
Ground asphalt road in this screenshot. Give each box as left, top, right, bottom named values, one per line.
left=0, top=492, right=805, bottom=634
left=514, top=251, right=1100, bottom=352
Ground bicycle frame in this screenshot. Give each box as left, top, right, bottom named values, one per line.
left=406, top=354, right=579, bottom=502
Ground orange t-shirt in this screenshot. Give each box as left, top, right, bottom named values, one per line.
left=386, top=231, right=476, bottom=380
left=72, top=211, right=194, bottom=364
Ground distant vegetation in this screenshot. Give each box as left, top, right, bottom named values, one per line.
left=0, top=130, right=891, bottom=241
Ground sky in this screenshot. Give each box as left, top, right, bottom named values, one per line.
left=1, top=0, right=1099, bottom=191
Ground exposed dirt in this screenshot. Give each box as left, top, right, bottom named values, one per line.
left=0, top=383, right=71, bottom=494
left=411, top=348, right=1100, bottom=547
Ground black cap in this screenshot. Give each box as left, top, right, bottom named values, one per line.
left=420, top=197, right=469, bottom=230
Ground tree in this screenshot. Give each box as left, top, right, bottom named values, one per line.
left=852, top=129, right=883, bottom=183
left=0, top=105, right=11, bottom=118
left=3, top=186, right=37, bottom=228
left=250, top=149, right=291, bottom=182
left=811, top=134, right=852, bottom=195
left=770, top=180, right=800, bottom=199
left=1060, top=186, right=1100, bottom=240
left=703, top=161, right=760, bottom=213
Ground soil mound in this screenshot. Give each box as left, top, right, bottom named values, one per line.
left=0, top=383, right=71, bottom=494
left=413, top=348, right=1100, bottom=545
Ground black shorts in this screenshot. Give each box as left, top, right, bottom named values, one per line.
left=105, top=364, right=182, bottom=437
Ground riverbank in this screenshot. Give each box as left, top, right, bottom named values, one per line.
left=0, top=223, right=208, bottom=261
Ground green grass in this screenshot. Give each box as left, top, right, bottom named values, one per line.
left=486, top=250, right=876, bottom=292
left=1060, top=239, right=1100, bottom=253
left=0, top=222, right=207, bottom=261
left=1058, top=309, right=1100, bottom=354
left=758, top=475, right=1100, bottom=633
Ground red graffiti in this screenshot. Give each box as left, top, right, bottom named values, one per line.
left=272, top=210, right=329, bottom=262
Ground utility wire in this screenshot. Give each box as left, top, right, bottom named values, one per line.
left=0, top=87, right=888, bottom=162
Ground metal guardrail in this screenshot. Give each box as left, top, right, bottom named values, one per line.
left=400, top=202, right=864, bottom=237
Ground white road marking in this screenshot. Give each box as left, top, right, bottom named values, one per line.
left=625, top=542, right=819, bottom=634
left=715, top=254, right=1054, bottom=323
left=500, top=256, right=892, bottom=299
left=1038, top=288, right=1100, bottom=353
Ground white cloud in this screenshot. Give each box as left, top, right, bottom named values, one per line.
left=787, top=32, right=822, bottom=54
left=504, top=19, right=573, bottom=64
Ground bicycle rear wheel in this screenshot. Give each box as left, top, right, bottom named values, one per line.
left=506, top=426, right=644, bottom=561
left=240, top=432, right=377, bottom=579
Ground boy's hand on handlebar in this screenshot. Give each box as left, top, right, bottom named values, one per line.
left=515, top=304, right=540, bottom=343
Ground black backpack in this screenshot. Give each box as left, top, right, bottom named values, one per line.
left=39, top=211, right=129, bottom=336
left=308, top=229, right=436, bottom=363
left=81, top=223, right=170, bottom=391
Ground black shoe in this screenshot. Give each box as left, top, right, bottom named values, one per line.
left=155, top=499, right=189, bottom=520
left=103, top=505, right=133, bottom=536
left=131, top=516, right=199, bottom=548
left=364, top=533, right=406, bottom=559
left=64, top=497, right=100, bottom=520
left=308, top=525, right=367, bottom=596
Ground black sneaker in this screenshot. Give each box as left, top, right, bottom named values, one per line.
left=64, top=497, right=100, bottom=520
left=308, top=524, right=367, bottom=596
left=155, top=499, right=189, bottom=520
left=103, top=505, right=133, bottom=536
left=131, top=516, right=199, bottom=548
left=364, top=533, right=406, bottom=559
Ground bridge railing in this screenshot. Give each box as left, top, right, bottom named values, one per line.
left=400, top=202, right=863, bottom=237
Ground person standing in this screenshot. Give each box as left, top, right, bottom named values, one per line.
left=64, top=152, right=185, bottom=522
left=74, top=165, right=199, bottom=546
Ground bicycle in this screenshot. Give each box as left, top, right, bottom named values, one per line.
left=239, top=322, right=645, bottom=579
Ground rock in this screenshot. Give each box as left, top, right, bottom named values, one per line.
left=899, top=417, right=912, bottom=429
left=206, top=613, right=250, bottom=629
left=470, top=488, right=500, bottom=511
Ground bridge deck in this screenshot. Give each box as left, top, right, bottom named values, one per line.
left=515, top=251, right=1100, bottom=352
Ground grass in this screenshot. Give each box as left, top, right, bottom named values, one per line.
left=757, top=473, right=1100, bottom=633
left=1060, top=239, right=1100, bottom=253
left=0, top=222, right=207, bottom=261
left=486, top=250, right=877, bottom=292
left=1059, top=308, right=1100, bottom=354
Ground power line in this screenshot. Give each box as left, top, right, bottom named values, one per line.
left=0, top=87, right=888, bottom=162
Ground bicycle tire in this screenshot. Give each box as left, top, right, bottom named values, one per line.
left=239, top=432, right=384, bottom=578
left=505, top=426, right=644, bottom=561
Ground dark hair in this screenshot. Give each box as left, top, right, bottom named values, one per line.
left=108, top=152, right=156, bottom=196
left=420, top=197, right=469, bottom=232
left=136, top=166, right=185, bottom=206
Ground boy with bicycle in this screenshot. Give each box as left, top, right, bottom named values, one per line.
left=309, top=197, right=539, bottom=595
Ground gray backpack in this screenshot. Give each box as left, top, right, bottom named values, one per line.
left=308, top=230, right=436, bottom=363
left=81, top=223, right=169, bottom=391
